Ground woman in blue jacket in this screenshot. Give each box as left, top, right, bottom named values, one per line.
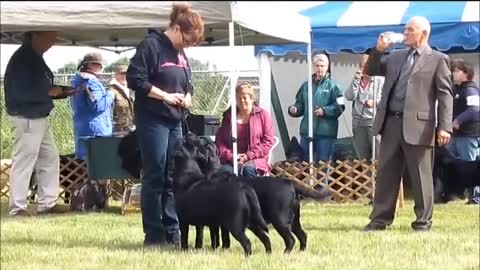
left=70, top=52, right=114, bottom=160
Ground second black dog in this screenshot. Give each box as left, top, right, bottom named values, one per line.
left=173, top=140, right=271, bottom=256
left=189, top=133, right=311, bottom=253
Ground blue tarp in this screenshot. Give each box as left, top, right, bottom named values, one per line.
left=255, top=1, right=480, bottom=55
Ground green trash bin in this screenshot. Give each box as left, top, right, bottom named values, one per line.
left=82, top=136, right=133, bottom=180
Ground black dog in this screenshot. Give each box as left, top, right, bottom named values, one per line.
left=285, top=136, right=304, bottom=162
left=118, top=131, right=142, bottom=179
left=70, top=180, right=110, bottom=212
left=189, top=133, right=311, bottom=253
left=173, top=139, right=271, bottom=256
left=433, top=146, right=480, bottom=203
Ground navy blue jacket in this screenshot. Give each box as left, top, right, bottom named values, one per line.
left=3, top=43, right=54, bottom=118
left=453, top=81, right=480, bottom=137
left=126, top=29, right=193, bottom=122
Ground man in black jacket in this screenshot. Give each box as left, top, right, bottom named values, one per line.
left=4, top=31, right=69, bottom=216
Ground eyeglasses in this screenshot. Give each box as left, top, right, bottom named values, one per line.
left=180, top=31, right=196, bottom=47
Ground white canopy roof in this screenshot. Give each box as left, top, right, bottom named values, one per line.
left=0, top=1, right=311, bottom=47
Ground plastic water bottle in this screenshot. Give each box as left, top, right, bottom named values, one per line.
left=382, top=32, right=405, bottom=44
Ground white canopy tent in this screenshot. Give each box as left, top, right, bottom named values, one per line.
left=0, top=1, right=311, bottom=47
left=0, top=1, right=314, bottom=173
left=256, top=1, right=480, bottom=163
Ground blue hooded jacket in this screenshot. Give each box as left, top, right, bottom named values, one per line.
left=70, top=72, right=114, bottom=160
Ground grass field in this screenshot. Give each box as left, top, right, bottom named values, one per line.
left=1, top=200, right=479, bottom=270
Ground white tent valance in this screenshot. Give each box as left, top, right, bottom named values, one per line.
left=0, top=1, right=315, bottom=172
left=0, top=1, right=311, bottom=47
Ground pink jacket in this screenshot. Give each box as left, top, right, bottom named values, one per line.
left=215, top=105, right=274, bottom=174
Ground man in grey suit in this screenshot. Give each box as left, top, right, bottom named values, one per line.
left=363, top=16, right=453, bottom=232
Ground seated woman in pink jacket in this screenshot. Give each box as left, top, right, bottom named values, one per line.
left=215, top=83, right=275, bottom=176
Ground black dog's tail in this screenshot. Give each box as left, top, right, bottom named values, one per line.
left=243, top=185, right=268, bottom=232
left=292, top=181, right=331, bottom=202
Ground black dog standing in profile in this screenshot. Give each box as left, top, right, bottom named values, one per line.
left=172, top=137, right=271, bottom=256
left=190, top=133, right=320, bottom=253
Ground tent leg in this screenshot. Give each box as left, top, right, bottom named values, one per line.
left=307, top=39, right=314, bottom=185
left=229, top=21, right=239, bottom=176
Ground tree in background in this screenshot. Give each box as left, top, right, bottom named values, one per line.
left=1, top=56, right=236, bottom=158
left=104, top=57, right=131, bottom=73
left=55, top=61, right=79, bottom=74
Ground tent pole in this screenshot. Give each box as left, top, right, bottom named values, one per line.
left=229, top=21, right=239, bottom=176
left=258, top=53, right=271, bottom=112
left=307, top=39, right=313, bottom=185
left=372, top=82, right=377, bottom=162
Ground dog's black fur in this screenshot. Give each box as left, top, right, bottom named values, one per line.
left=186, top=133, right=309, bottom=253
left=285, top=136, right=304, bottom=162
left=118, top=131, right=142, bottom=179
left=433, top=146, right=480, bottom=203
left=173, top=137, right=271, bottom=256
left=70, top=180, right=110, bottom=212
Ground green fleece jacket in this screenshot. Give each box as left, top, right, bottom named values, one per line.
left=290, top=73, right=343, bottom=138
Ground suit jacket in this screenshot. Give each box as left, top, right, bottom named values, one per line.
left=365, top=46, right=453, bottom=146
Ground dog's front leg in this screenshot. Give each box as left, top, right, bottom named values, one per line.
left=194, top=225, right=204, bottom=249
left=179, top=221, right=189, bottom=250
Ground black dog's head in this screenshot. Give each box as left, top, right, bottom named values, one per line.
left=174, top=132, right=227, bottom=189
left=198, top=137, right=221, bottom=172
left=174, top=142, right=202, bottom=174
left=173, top=135, right=207, bottom=192
left=286, top=136, right=303, bottom=162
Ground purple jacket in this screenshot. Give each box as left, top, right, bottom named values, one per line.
left=215, top=105, right=274, bottom=174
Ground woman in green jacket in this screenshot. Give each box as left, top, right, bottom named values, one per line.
left=288, top=54, right=344, bottom=162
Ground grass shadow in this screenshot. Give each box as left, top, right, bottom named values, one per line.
left=2, top=236, right=144, bottom=252
left=303, top=223, right=364, bottom=232
left=1, top=199, right=125, bottom=218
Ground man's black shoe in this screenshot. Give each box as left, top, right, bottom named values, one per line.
left=411, top=224, right=431, bottom=232
left=362, top=222, right=386, bottom=232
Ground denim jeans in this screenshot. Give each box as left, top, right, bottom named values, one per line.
left=447, top=136, right=480, bottom=203
left=222, top=163, right=257, bottom=177
left=299, top=135, right=335, bottom=163
left=300, top=135, right=335, bottom=187
left=135, top=111, right=182, bottom=244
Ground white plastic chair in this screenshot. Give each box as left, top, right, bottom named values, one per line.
left=268, top=136, right=280, bottom=165
left=207, top=135, right=279, bottom=176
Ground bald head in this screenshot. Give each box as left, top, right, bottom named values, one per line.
left=408, top=16, right=431, bottom=37
left=404, top=16, right=431, bottom=48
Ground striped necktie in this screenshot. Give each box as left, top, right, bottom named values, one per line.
left=398, top=49, right=416, bottom=82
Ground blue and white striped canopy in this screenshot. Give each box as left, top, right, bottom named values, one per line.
left=255, top=1, right=480, bottom=55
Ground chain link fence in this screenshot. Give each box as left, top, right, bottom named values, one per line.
left=0, top=70, right=259, bottom=159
